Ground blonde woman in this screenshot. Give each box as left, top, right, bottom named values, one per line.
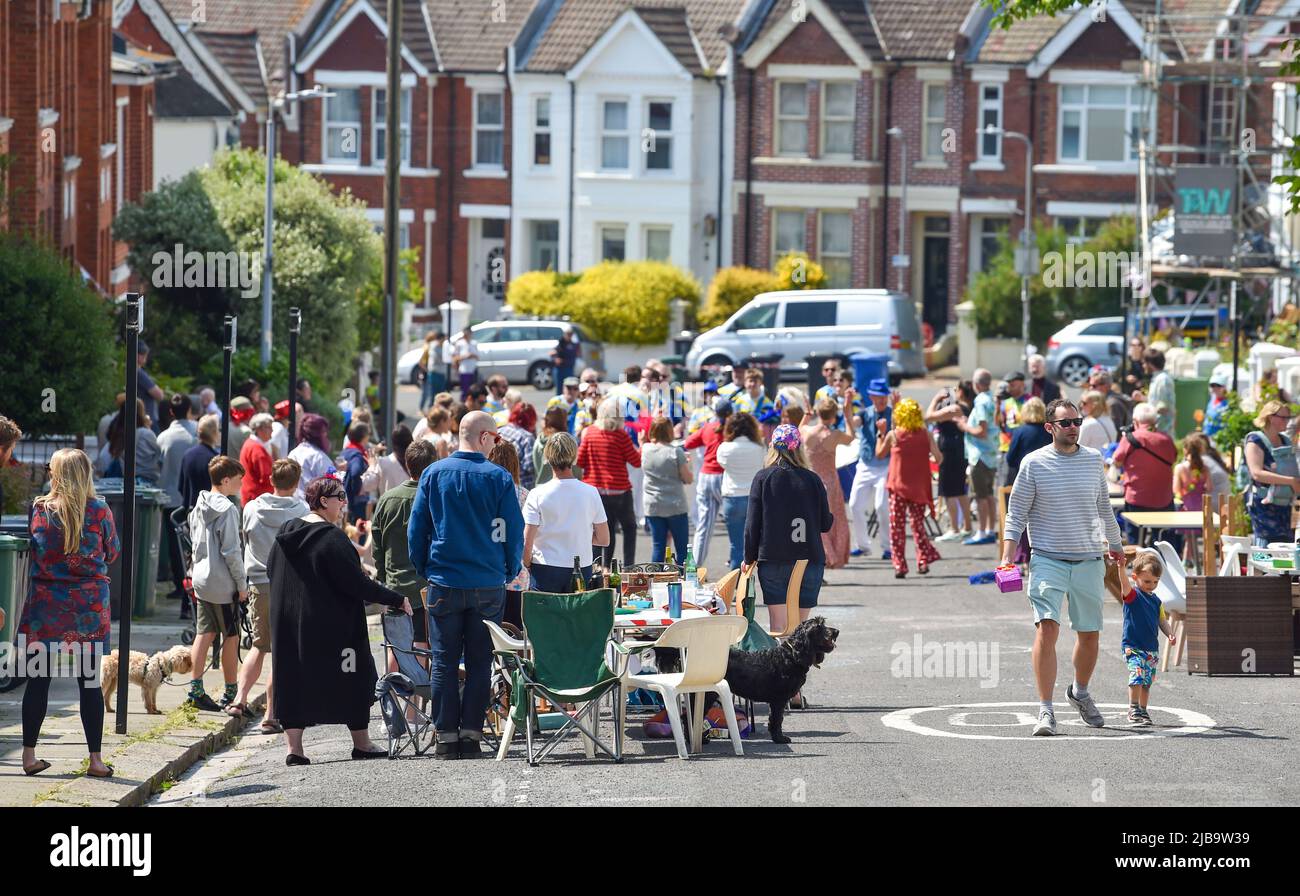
left=18, top=449, right=119, bottom=778
left=1078, top=390, right=1117, bottom=452
left=877, top=399, right=943, bottom=578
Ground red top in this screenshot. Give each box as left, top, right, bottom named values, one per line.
left=684, top=421, right=725, bottom=475
left=1112, top=427, right=1175, bottom=507
left=887, top=429, right=933, bottom=505
left=577, top=426, right=641, bottom=492
left=239, top=438, right=274, bottom=506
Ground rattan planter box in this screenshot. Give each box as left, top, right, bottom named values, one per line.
left=1185, top=577, right=1295, bottom=676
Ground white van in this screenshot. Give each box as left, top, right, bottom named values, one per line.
left=685, top=289, right=925, bottom=381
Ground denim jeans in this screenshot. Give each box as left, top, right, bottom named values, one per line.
left=420, top=368, right=446, bottom=411
left=722, top=496, right=749, bottom=572
left=647, top=514, right=689, bottom=563
left=424, top=584, right=505, bottom=736
left=529, top=563, right=592, bottom=593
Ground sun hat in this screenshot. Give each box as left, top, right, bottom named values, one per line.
left=866, top=377, right=890, bottom=397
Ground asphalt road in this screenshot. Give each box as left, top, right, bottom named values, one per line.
left=151, top=520, right=1300, bottom=807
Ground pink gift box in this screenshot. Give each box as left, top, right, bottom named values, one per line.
left=994, top=566, right=1023, bottom=593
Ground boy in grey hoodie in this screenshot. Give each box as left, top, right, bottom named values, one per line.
left=187, top=456, right=248, bottom=713
left=233, top=458, right=308, bottom=727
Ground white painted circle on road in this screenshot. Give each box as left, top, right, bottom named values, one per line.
left=881, top=702, right=1217, bottom=740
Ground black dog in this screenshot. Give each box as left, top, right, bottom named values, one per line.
left=724, top=617, right=839, bottom=744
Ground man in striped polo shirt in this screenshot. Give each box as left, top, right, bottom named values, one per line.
left=1002, top=398, right=1124, bottom=737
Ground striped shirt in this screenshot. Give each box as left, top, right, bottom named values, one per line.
left=576, top=426, right=641, bottom=492
left=1003, top=443, right=1122, bottom=561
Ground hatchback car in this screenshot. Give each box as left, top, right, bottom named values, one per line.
left=1044, top=317, right=1125, bottom=386
left=398, top=320, right=604, bottom=391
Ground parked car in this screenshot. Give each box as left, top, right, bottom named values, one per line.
left=397, top=320, right=604, bottom=390
left=1044, top=317, right=1125, bottom=386
left=685, top=289, right=925, bottom=381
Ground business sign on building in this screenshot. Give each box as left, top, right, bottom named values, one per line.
left=1173, top=167, right=1235, bottom=259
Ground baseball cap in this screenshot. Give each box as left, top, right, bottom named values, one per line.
left=1005, top=370, right=1026, bottom=383
left=712, top=397, right=733, bottom=415
left=1209, top=371, right=1230, bottom=387
left=703, top=379, right=719, bottom=393
left=563, top=376, right=580, bottom=388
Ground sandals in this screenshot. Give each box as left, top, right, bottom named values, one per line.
left=23, top=760, right=51, bottom=777
left=260, top=719, right=284, bottom=734
left=86, top=765, right=114, bottom=779
left=224, top=702, right=249, bottom=718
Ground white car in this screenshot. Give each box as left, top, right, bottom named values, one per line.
left=398, top=320, right=604, bottom=390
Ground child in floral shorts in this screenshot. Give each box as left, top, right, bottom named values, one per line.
left=1119, top=552, right=1176, bottom=726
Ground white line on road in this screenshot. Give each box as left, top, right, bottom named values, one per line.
left=880, top=702, right=1217, bottom=741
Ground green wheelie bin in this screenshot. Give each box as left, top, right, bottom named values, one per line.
left=97, top=479, right=165, bottom=620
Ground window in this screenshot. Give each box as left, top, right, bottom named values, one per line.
left=530, top=220, right=559, bottom=271
left=922, top=83, right=947, bottom=160
left=733, top=303, right=777, bottom=330
left=644, top=100, right=672, bottom=171
left=819, top=212, right=852, bottom=287
left=1081, top=320, right=1124, bottom=337
left=533, top=96, right=551, bottom=166
left=1058, top=83, right=1148, bottom=163
left=820, top=82, right=855, bottom=157
left=474, top=91, right=504, bottom=167
left=775, top=82, right=808, bottom=156
left=978, top=84, right=1002, bottom=160
left=786, top=302, right=837, bottom=328
left=601, top=100, right=629, bottom=169
left=373, top=88, right=411, bottom=164
left=100, top=166, right=111, bottom=203
left=600, top=225, right=626, bottom=261
left=977, top=217, right=1009, bottom=273
left=644, top=226, right=671, bottom=261
left=324, top=87, right=361, bottom=163
left=63, top=179, right=75, bottom=220
left=1057, top=216, right=1104, bottom=244
left=773, top=210, right=805, bottom=257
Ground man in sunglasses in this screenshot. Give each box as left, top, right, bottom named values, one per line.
left=1002, top=398, right=1124, bottom=737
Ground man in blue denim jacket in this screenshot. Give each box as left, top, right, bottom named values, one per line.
left=409, top=411, right=524, bottom=759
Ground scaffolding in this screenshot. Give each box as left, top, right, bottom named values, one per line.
left=1134, top=0, right=1299, bottom=365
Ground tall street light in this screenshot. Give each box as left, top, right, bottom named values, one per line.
left=885, top=127, right=908, bottom=294
left=262, top=85, right=334, bottom=367
left=981, top=125, right=1034, bottom=370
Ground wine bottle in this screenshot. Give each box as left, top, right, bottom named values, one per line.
left=665, top=545, right=675, bottom=566
left=609, top=558, right=622, bottom=593
left=570, top=555, right=584, bottom=593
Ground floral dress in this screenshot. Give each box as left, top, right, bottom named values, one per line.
left=18, top=497, right=120, bottom=648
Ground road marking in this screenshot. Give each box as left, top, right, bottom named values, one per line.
left=881, top=702, right=1217, bottom=741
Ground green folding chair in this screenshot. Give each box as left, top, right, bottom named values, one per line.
left=494, top=589, right=630, bottom=765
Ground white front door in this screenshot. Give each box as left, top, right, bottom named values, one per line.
left=470, top=218, right=507, bottom=320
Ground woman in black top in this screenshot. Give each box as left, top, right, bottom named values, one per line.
left=926, top=381, right=974, bottom=540
left=743, top=424, right=833, bottom=636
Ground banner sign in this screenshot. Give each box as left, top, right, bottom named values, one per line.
left=1173, top=166, right=1235, bottom=258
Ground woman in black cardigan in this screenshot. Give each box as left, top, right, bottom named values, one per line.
left=743, top=424, right=833, bottom=636
left=269, top=476, right=410, bottom=765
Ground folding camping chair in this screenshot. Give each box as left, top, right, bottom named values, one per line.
left=494, top=589, right=628, bottom=765
left=375, top=612, right=435, bottom=759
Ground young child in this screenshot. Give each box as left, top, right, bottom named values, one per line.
left=235, top=458, right=309, bottom=732
left=1120, top=552, right=1177, bottom=726
left=187, top=455, right=248, bottom=715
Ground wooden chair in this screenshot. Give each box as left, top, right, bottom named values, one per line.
left=712, top=568, right=741, bottom=613
left=766, top=559, right=808, bottom=640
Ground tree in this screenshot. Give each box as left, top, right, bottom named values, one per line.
left=0, top=232, right=116, bottom=437
left=982, top=3, right=1300, bottom=213
left=356, top=247, right=424, bottom=354
left=699, top=266, right=779, bottom=330
left=773, top=252, right=827, bottom=291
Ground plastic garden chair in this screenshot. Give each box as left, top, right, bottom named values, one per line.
left=494, top=589, right=627, bottom=765
left=619, top=616, right=749, bottom=759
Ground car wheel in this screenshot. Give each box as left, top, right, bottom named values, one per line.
left=408, top=368, right=423, bottom=387
left=700, top=354, right=732, bottom=377
left=1058, top=356, right=1091, bottom=387
left=529, top=362, right=554, bottom=391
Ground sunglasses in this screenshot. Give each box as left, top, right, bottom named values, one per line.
left=482, top=431, right=503, bottom=444
left=1050, top=417, right=1084, bottom=428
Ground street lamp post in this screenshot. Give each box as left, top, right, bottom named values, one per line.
left=261, top=86, right=333, bottom=368
left=886, top=127, right=908, bottom=294
left=981, top=126, right=1034, bottom=370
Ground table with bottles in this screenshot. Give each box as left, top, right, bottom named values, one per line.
left=595, top=548, right=719, bottom=638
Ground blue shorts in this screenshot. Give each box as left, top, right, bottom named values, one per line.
left=1026, top=555, right=1105, bottom=632
left=759, top=561, right=825, bottom=609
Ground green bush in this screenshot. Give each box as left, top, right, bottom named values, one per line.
left=773, top=252, right=826, bottom=291
left=507, top=261, right=700, bottom=345
left=699, top=266, right=778, bottom=330
left=0, top=233, right=117, bottom=437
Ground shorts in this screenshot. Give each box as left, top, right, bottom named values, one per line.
left=248, top=584, right=271, bottom=651
left=1124, top=647, right=1158, bottom=688
left=759, top=561, right=825, bottom=609
left=1026, top=554, right=1105, bottom=632
left=196, top=599, right=239, bottom=638
left=969, top=461, right=996, bottom=499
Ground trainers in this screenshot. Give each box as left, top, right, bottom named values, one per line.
left=433, top=740, right=459, bottom=760
left=935, top=531, right=963, bottom=542
left=1067, top=684, right=1105, bottom=728
left=1127, top=706, right=1151, bottom=726
left=963, top=533, right=997, bottom=546
left=850, top=549, right=864, bottom=557
left=1134, top=707, right=1153, bottom=727
left=186, top=692, right=222, bottom=712
left=1032, top=710, right=1057, bottom=736
left=881, top=550, right=892, bottom=560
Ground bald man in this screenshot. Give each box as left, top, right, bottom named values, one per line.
left=408, top=410, right=524, bottom=760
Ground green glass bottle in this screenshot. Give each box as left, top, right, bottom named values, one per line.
left=570, top=555, right=584, bottom=593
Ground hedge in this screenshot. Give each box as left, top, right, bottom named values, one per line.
left=773, top=251, right=827, bottom=291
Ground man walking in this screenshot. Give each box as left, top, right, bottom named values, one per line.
left=961, top=369, right=1000, bottom=545
left=684, top=397, right=730, bottom=567
left=551, top=325, right=581, bottom=395
left=848, top=377, right=892, bottom=558
left=408, top=411, right=523, bottom=759
left=1002, top=398, right=1124, bottom=736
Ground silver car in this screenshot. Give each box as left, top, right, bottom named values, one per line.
left=399, top=320, right=604, bottom=390
left=1044, top=317, right=1125, bottom=386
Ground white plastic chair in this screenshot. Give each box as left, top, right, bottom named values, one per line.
left=619, top=616, right=749, bottom=760
left=1219, top=534, right=1251, bottom=576
left=1152, top=541, right=1189, bottom=671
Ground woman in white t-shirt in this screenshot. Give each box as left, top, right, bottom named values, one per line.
left=717, top=412, right=766, bottom=572
left=522, top=432, right=611, bottom=593
left=1078, top=389, right=1118, bottom=453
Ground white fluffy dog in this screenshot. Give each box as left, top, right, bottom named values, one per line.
left=101, top=645, right=193, bottom=714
